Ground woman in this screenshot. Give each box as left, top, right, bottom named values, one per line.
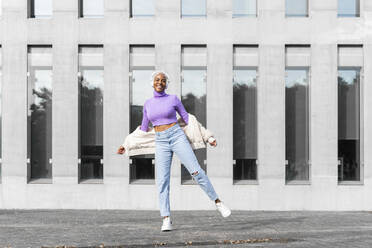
left=117, top=71, right=231, bottom=232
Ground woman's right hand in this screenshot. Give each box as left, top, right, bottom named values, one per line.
left=117, top=145, right=126, bottom=155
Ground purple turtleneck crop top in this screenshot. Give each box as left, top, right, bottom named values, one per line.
left=140, top=90, right=189, bottom=132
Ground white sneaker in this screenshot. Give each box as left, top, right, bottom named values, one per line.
left=161, top=216, right=172, bottom=232
left=216, top=201, right=231, bottom=218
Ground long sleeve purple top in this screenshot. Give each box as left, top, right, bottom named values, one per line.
left=140, top=90, right=189, bottom=132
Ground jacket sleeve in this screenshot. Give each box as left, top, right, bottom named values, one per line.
left=195, top=118, right=215, bottom=143
left=121, top=133, right=131, bottom=156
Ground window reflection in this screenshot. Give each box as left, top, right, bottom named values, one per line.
left=181, top=69, right=207, bottom=184
left=338, top=0, right=360, bottom=17
left=130, top=0, right=155, bottom=17
left=285, top=69, right=309, bottom=182
left=78, top=46, right=104, bottom=181
left=0, top=47, right=2, bottom=182
left=233, top=0, right=256, bottom=17
left=233, top=69, right=257, bottom=181
left=27, top=46, right=53, bottom=180
left=79, top=0, right=104, bottom=18
left=129, top=46, right=155, bottom=183
left=181, top=0, right=206, bottom=17
left=285, top=0, right=308, bottom=17
left=338, top=69, right=360, bottom=181
left=29, top=0, right=52, bottom=18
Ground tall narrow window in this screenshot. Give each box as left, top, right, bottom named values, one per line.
left=233, top=45, right=258, bottom=183
left=0, top=47, right=2, bottom=183
left=181, top=45, right=207, bottom=184
left=129, top=45, right=155, bottom=184
left=285, top=0, right=308, bottom=17
left=130, top=0, right=155, bottom=17
left=78, top=45, right=104, bottom=182
left=27, top=45, right=53, bottom=182
left=338, top=45, right=363, bottom=182
left=233, top=0, right=257, bottom=17
left=79, top=0, right=104, bottom=18
left=285, top=45, right=310, bottom=182
left=181, top=0, right=206, bottom=17
left=338, top=0, right=360, bottom=17
left=28, top=0, right=52, bottom=18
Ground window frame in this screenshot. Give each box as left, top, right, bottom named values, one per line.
left=285, top=0, right=309, bottom=18
left=180, top=0, right=207, bottom=18
left=77, top=45, right=104, bottom=184
left=232, top=66, right=259, bottom=185
left=284, top=66, right=311, bottom=185
left=128, top=45, right=156, bottom=185
left=129, top=0, right=155, bottom=18
left=26, top=45, right=53, bottom=184
left=336, top=66, right=364, bottom=185
left=28, top=0, right=53, bottom=19
left=337, top=0, right=361, bottom=18
left=78, top=0, right=104, bottom=19
left=232, top=0, right=258, bottom=18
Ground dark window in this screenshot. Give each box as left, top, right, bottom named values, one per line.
left=129, top=46, right=155, bottom=183
left=181, top=46, right=207, bottom=184
left=27, top=45, right=53, bottom=181
left=338, top=68, right=361, bottom=181
left=78, top=46, right=104, bottom=182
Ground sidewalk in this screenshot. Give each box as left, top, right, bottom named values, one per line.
left=1, top=210, right=371, bottom=248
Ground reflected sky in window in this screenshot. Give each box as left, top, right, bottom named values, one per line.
left=233, top=0, right=256, bottom=17
left=338, top=0, right=359, bottom=17
left=131, top=0, right=155, bottom=16
left=286, top=69, right=308, bottom=87
left=338, top=69, right=359, bottom=85
left=233, top=69, right=256, bottom=87
left=82, top=0, right=104, bottom=17
left=131, top=70, right=154, bottom=106
left=182, top=0, right=206, bottom=17
left=182, top=70, right=206, bottom=98
left=34, top=0, right=52, bottom=18
left=81, top=70, right=103, bottom=90
left=285, top=0, right=308, bottom=17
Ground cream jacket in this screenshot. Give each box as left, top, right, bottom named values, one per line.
left=121, top=113, right=216, bottom=157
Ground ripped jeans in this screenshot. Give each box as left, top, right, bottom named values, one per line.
left=155, top=122, right=219, bottom=217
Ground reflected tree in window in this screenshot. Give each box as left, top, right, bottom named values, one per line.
left=29, top=69, right=52, bottom=179
left=79, top=69, right=104, bottom=180
left=27, top=45, right=53, bottom=181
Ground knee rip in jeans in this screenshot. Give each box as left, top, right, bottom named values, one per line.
left=192, top=170, right=205, bottom=179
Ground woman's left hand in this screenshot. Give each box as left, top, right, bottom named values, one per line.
left=209, top=140, right=217, bottom=147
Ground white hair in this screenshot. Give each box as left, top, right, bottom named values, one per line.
left=150, top=71, right=171, bottom=89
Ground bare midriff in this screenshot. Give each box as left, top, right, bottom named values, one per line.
left=154, top=122, right=177, bottom=132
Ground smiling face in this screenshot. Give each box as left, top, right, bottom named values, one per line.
left=153, top=73, right=167, bottom=92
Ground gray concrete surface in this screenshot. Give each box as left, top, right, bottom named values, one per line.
left=0, top=210, right=372, bottom=248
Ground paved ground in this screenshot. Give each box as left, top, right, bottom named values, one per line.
left=0, top=210, right=371, bottom=248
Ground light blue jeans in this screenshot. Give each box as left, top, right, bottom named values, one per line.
left=155, top=122, right=219, bottom=217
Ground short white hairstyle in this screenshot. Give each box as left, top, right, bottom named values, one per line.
left=150, top=71, right=171, bottom=89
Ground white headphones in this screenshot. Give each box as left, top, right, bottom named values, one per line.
left=150, top=71, right=171, bottom=89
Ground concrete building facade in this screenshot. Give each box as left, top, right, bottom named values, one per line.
left=1, top=0, right=372, bottom=210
